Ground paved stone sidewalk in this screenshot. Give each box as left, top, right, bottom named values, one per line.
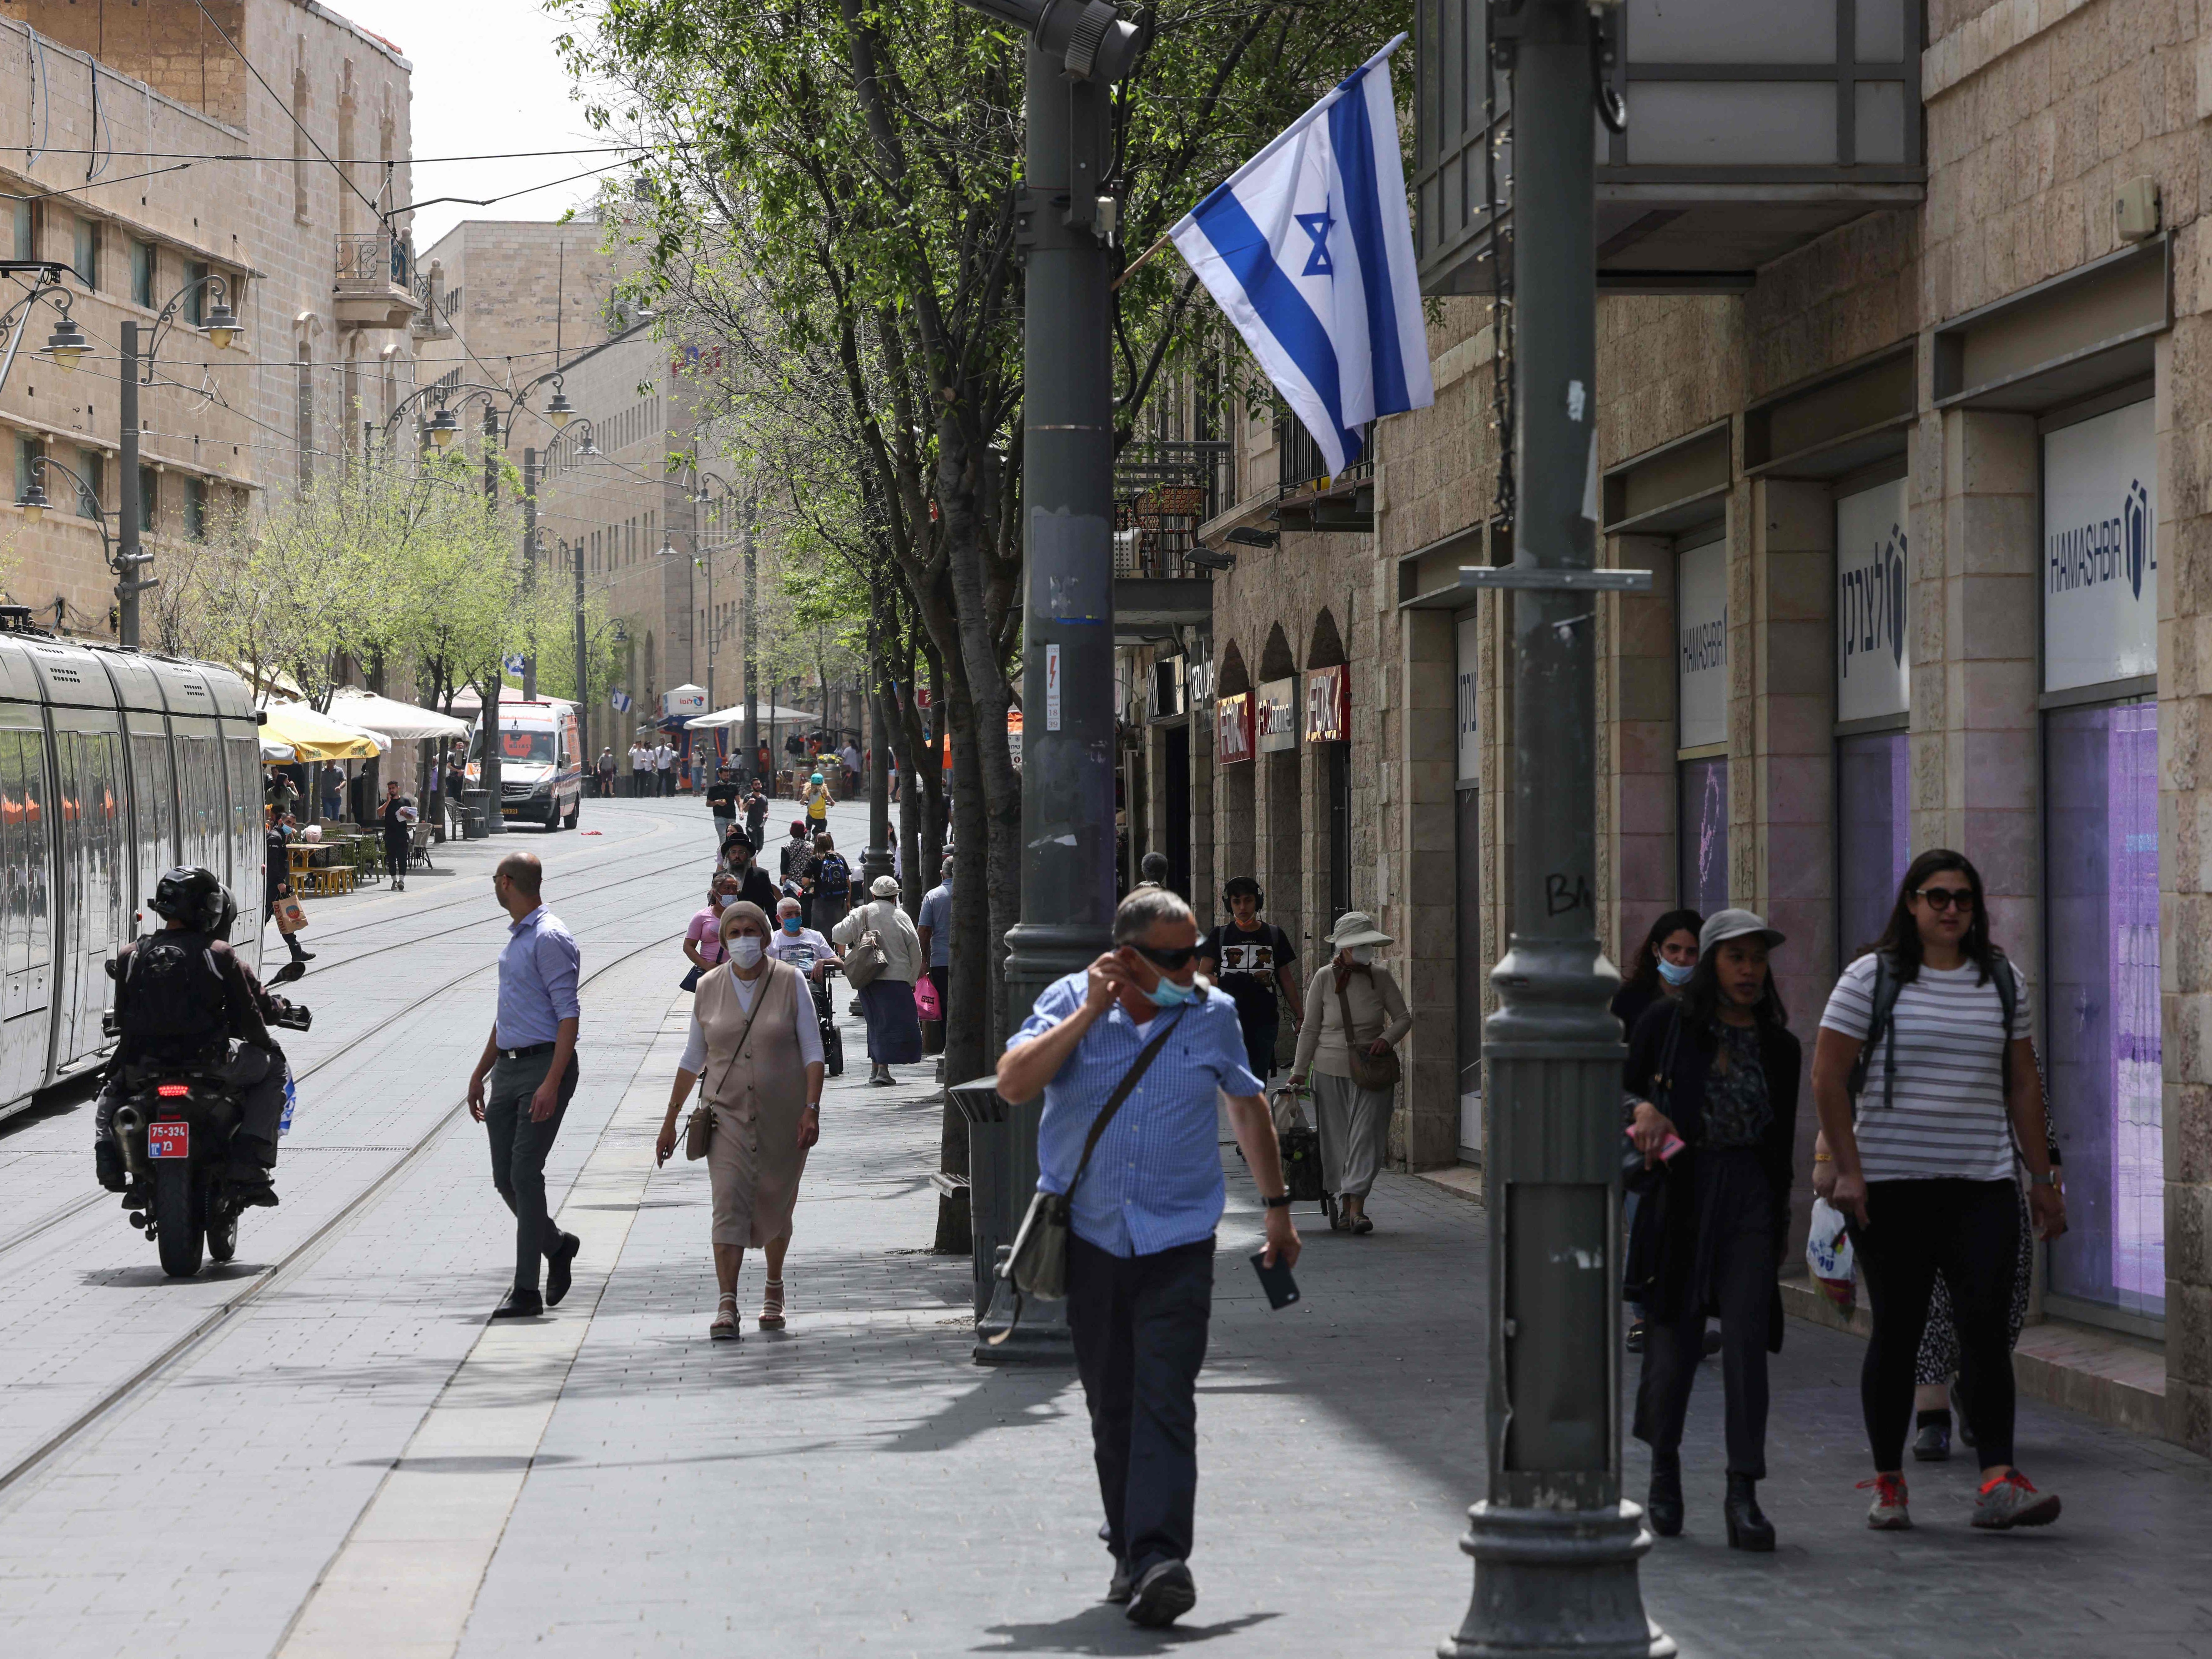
left=447, top=1043, right=2212, bottom=1659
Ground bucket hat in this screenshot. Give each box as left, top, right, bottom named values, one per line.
left=1324, top=910, right=1393, bottom=950
left=1699, top=908, right=1786, bottom=955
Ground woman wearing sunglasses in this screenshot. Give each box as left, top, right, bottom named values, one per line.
left=1285, top=912, right=1411, bottom=1234
left=1813, top=849, right=2067, bottom=1533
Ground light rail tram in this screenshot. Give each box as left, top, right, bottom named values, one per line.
left=0, top=609, right=265, bottom=1121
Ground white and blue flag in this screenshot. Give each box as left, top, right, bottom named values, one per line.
left=1169, top=35, right=1433, bottom=478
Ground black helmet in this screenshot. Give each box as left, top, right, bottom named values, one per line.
left=151, top=866, right=226, bottom=932
left=212, top=884, right=240, bottom=940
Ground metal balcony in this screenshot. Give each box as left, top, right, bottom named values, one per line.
left=1416, top=0, right=1925, bottom=296
left=1274, top=416, right=1373, bottom=533
left=334, top=232, right=424, bottom=330
left=1113, top=442, right=1227, bottom=644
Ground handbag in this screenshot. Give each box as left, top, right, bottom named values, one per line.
left=682, top=967, right=771, bottom=1161
left=988, top=1009, right=1187, bottom=1345
left=914, top=974, right=941, bottom=1021
left=844, top=928, right=889, bottom=989
left=1336, top=974, right=1400, bottom=1093
left=274, top=895, right=309, bottom=935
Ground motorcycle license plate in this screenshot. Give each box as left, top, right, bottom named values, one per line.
left=147, top=1122, right=189, bottom=1159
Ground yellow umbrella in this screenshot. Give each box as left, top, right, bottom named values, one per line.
left=259, top=700, right=388, bottom=762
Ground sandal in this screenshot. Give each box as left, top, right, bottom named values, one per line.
left=759, top=1278, right=787, bottom=1330
left=1352, top=1212, right=1374, bottom=1235
left=710, top=1293, right=740, bottom=1341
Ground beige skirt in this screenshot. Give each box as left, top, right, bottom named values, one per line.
left=705, top=1094, right=812, bottom=1248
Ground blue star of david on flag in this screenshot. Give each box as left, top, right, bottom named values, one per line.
left=1296, top=208, right=1334, bottom=276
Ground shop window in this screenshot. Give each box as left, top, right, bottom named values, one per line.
left=2044, top=701, right=2161, bottom=1319
left=1678, top=756, right=1728, bottom=917
left=1836, top=730, right=1907, bottom=962
left=1676, top=531, right=1727, bottom=914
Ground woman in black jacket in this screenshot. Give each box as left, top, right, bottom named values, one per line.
left=1623, top=908, right=1800, bottom=1553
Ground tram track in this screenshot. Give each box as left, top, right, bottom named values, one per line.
left=0, top=922, right=690, bottom=1500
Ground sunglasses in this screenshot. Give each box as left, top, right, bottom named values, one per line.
left=1913, top=885, right=1975, bottom=912
left=1129, top=943, right=1200, bottom=971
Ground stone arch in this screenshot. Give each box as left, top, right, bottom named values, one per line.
left=1216, top=640, right=1250, bottom=698
left=1307, top=606, right=1346, bottom=669
left=1258, top=622, right=1297, bottom=683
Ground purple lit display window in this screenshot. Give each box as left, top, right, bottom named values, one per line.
left=1837, top=731, right=1909, bottom=966
left=2045, top=700, right=2162, bottom=1318
left=1678, top=757, right=1728, bottom=919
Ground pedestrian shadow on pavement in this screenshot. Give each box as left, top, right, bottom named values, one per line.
left=976, top=1607, right=1278, bottom=1653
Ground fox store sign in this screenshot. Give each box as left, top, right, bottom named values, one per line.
left=1836, top=478, right=1909, bottom=722
left=2044, top=400, right=2157, bottom=693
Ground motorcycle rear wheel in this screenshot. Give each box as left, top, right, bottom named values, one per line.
left=154, top=1162, right=206, bottom=1278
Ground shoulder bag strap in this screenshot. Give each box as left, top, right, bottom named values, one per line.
left=705, top=967, right=775, bottom=1104
left=1065, top=1007, right=1188, bottom=1196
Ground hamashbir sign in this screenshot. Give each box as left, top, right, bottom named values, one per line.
left=1677, top=538, right=1728, bottom=750
left=1836, top=478, right=1909, bottom=723
left=2044, top=400, right=2157, bottom=693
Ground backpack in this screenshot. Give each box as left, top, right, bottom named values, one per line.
left=1845, top=949, right=2016, bottom=1111
left=816, top=853, right=850, bottom=898
left=119, top=931, right=231, bottom=1061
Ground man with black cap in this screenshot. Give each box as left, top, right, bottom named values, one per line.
left=1198, top=876, right=1303, bottom=1084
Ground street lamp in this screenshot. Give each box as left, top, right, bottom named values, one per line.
left=39, top=306, right=90, bottom=371
left=427, top=404, right=461, bottom=449
left=15, top=476, right=47, bottom=522
left=545, top=379, right=576, bottom=428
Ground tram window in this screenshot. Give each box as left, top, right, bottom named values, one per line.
left=19, top=730, right=49, bottom=974
left=0, top=733, right=22, bottom=999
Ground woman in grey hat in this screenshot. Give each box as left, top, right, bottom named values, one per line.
left=834, top=874, right=925, bottom=1085
left=1286, top=911, right=1411, bottom=1233
left=1622, top=908, right=1801, bottom=1553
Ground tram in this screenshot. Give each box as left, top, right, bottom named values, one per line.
left=0, top=610, right=266, bottom=1121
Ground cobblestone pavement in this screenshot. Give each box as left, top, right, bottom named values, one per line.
left=4, top=800, right=2211, bottom=1657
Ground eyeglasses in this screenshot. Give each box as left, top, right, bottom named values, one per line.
left=1130, top=943, right=1200, bottom=971
left=1913, top=886, right=1975, bottom=912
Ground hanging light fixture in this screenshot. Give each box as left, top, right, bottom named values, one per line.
left=427, top=405, right=460, bottom=450
left=40, top=312, right=90, bottom=371
left=16, top=477, right=48, bottom=523
left=546, top=383, right=575, bottom=428
left=201, top=294, right=241, bottom=351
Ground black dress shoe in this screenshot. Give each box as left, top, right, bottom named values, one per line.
left=1724, top=1473, right=1775, bottom=1551
left=491, top=1290, right=543, bottom=1319
left=545, top=1232, right=581, bottom=1306
left=1646, top=1454, right=1684, bottom=1538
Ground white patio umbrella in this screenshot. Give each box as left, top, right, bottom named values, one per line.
left=328, top=687, right=471, bottom=742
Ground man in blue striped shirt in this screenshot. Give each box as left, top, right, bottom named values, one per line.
left=466, top=852, right=582, bottom=1320
left=1000, top=887, right=1300, bottom=1630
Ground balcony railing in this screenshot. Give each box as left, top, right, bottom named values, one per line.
left=336, top=231, right=412, bottom=291
left=1274, top=416, right=1372, bottom=497
left=1113, top=440, right=1229, bottom=578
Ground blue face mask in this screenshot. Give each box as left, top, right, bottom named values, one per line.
left=1147, top=974, right=1199, bottom=1009
left=781, top=916, right=802, bottom=934
left=1657, top=957, right=1695, bottom=987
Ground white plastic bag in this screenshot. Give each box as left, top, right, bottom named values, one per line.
left=1805, top=1195, right=1855, bottom=1308
left=1270, top=1085, right=1310, bottom=1133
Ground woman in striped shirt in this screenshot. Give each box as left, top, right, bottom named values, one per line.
left=1813, top=849, right=2067, bottom=1533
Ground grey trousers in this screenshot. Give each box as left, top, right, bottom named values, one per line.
left=484, top=1049, right=578, bottom=1296
left=1312, top=1071, right=1391, bottom=1198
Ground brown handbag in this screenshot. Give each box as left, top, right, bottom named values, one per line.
left=683, top=966, right=772, bottom=1161
left=1337, top=974, right=1401, bottom=1093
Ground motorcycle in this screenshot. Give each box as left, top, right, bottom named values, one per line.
left=103, top=998, right=314, bottom=1278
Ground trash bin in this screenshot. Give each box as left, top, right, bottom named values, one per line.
left=461, top=787, right=492, bottom=839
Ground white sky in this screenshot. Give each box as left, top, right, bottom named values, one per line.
left=325, top=0, right=612, bottom=252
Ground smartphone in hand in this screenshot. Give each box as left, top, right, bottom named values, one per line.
left=1250, top=1249, right=1300, bottom=1311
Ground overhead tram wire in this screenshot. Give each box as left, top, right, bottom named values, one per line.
left=187, top=0, right=379, bottom=218
left=0, top=144, right=690, bottom=165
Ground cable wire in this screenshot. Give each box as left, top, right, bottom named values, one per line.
left=187, top=0, right=379, bottom=217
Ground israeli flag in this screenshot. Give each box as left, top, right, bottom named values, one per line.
left=609, top=688, right=633, bottom=714
left=1169, top=35, right=1433, bottom=478
left=504, top=653, right=527, bottom=676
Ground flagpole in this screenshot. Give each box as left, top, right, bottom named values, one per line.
left=1109, top=232, right=1172, bottom=292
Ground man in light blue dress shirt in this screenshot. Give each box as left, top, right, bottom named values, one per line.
left=466, top=852, right=582, bottom=1320
left=1000, top=887, right=1300, bottom=1630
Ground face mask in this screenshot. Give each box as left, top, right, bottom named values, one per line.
left=781, top=916, right=802, bottom=934
left=1348, top=944, right=1375, bottom=966
left=1147, top=974, right=1198, bottom=1008
left=1657, top=958, right=1694, bottom=987
left=730, top=937, right=764, bottom=968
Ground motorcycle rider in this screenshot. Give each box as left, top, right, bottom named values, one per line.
left=94, top=866, right=291, bottom=1208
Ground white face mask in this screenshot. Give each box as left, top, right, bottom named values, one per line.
left=730, top=936, right=765, bottom=969
left=1348, top=944, right=1376, bottom=965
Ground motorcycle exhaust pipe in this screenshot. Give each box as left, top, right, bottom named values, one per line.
left=112, top=1103, right=151, bottom=1187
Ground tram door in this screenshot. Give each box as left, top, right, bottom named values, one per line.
left=171, top=722, right=227, bottom=884
left=0, top=719, right=53, bottom=1103
left=222, top=728, right=263, bottom=976
left=50, top=724, right=127, bottom=1070
left=125, top=712, right=178, bottom=917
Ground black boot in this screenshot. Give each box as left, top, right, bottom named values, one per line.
left=95, top=1137, right=126, bottom=1193
left=1912, top=1408, right=1952, bottom=1462
left=1646, top=1453, right=1683, bottom=1538
left=1724, top=1473, right=1774, bottom=1552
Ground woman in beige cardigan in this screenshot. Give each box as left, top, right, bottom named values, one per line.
left=655, top=901, right=824, bottom=1339
left=1287, top=911, right=1412, bottom=1234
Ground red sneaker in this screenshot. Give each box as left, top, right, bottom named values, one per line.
left=1972, top=1469, right=2061, bottom=1530
left=1859, top=1473, right=1911, bottom=1529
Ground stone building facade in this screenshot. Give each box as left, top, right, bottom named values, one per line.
left=0, top=0, right=418, bottom=632
left=1133, top=0, right=2212, bottom=1444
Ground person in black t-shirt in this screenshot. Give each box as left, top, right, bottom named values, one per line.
left=705, top=766, right=742, bottom=844
left=1199, top=875, right=1305, bottom=1082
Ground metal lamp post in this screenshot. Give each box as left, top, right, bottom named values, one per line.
left=1447, top=3, right=1669, bottom=1654
left=942, top=0, right=1141, bottom=1364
